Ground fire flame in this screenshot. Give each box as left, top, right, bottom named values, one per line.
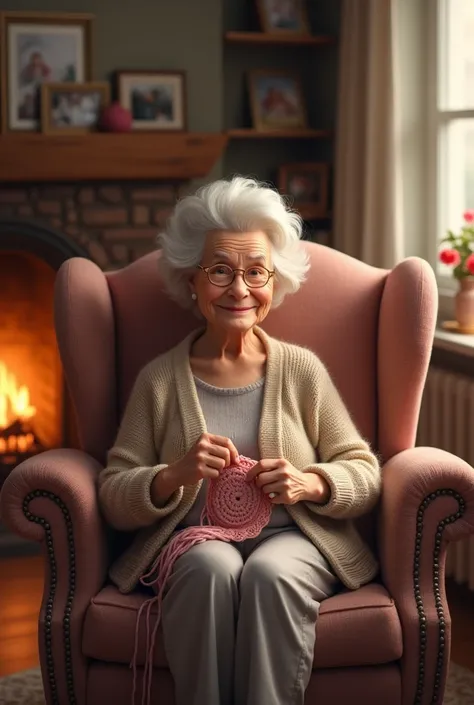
left=0, top=361, right=36, bottom=454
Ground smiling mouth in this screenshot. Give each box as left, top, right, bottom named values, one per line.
left=219, top=306, right=255, bottom=311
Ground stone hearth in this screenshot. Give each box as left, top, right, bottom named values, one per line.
left=0, top=181, right=178, bottom=270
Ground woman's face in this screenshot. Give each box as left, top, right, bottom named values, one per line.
left=190, top=230, right=275, bottom=332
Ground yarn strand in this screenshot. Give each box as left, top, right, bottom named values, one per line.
left=130, top=455, right=272, bottom=705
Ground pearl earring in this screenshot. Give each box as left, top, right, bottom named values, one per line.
left=191, top=293, right=197, bottom=301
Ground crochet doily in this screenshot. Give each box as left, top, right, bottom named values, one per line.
left=203, top=455, right=272, bottom=539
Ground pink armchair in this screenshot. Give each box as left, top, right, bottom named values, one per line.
left=2, top=242, right=474, bottom=705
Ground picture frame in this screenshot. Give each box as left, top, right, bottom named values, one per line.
left=116, top=70, right=187, bottom=131
left=278, top=162, right=329, bottom=220
left=256, top=0, right=310, bottom=35
left=0, top=11, right=94, bottom=133
left=248, top=70, right=308, bottom=131
left=41, top=81, right=110, bottom=135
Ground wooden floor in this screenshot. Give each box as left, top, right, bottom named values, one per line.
left=0, top=556, right=43, bottom=678
left=447, top=578, right=474, bottom=672
left=0, top=556, right=474, bottom=678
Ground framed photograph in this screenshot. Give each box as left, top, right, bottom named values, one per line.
left=256, top=0, right=310, bottom=34
left=41, top=82, right=109, bottom=135
left=117, top=71, right=186, bottom=131
left=0, top=11, right=94, bottom=132
left=278, top=162, right=329, bottom=220
left=248, top=70, right=307, bottom=131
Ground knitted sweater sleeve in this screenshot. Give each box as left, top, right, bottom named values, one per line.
left=303, top=361, right=381, bottom=519
left=98, top=366, right=183, bottom=531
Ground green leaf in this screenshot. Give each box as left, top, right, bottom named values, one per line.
left=453, top=263, right=465, bottom=279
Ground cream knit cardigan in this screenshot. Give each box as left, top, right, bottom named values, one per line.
left=99, top=327, right=381, bottom=593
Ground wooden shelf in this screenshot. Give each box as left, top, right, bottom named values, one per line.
left=298, top=207, right=332, bottom=221
left=224, top=31, right=336, bottom=46
left=227, top=128, right=332, bottom=139
left=0, top=132, right=228, bottom=182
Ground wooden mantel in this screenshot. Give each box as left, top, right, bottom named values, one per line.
left=0, top=132, right=228, bottom=182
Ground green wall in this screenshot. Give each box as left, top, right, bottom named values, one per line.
left=0, top=0, right=223, bottom=133
left=0, top=0, right=341, bottom=187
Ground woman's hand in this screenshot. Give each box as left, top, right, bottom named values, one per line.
left=172, top=432, right=240, bottom=485
left=151, top=433, right=239, bottom=506
left=246, top=458, right=330, bottom=505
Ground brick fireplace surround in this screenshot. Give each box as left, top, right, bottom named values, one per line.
left=0, top=179, right=179, bottom=556
left=0, top=181, right=178, bottom=269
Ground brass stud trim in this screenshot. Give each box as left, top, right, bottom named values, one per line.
left=414, top=488, right=465, bottom=704
left=23, top=490, right=77, bottom=705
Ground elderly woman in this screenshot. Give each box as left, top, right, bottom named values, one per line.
left=98, top=176, right=381, bottom=705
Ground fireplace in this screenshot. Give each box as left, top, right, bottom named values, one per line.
left=0, top=179, right=178, bottom=553
left=0, top=251, right=62, bottom=475
left=0, top=219, right=90, bottom=555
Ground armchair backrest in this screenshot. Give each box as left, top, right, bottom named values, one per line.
left=54, top=242, right=437, bottom=547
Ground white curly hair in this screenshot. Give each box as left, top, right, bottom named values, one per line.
left=157, top=175, right=310, bottom=309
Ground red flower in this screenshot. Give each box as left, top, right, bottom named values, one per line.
left=463, top=210, right=474, bottom=223
left=466, top=254, right=474, bottom=275
left=439, top=248, right=461, bottom=266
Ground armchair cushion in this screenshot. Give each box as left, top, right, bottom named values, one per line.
left=82, top=581, right=402, bottom=670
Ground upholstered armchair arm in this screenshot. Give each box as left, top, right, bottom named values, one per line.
left=378, top=446, right=474, bottom=705
left=0, top=448, right=108, bottom=705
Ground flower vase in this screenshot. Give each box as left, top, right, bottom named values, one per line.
left=454, top=278, right=474, bottom=331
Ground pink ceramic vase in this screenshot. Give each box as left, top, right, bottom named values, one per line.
left=455, top=277, right=474, bottom=329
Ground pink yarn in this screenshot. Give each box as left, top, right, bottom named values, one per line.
left=130, top=455, right=272, bottom=705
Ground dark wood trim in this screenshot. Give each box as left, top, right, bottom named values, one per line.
left=224, top=31, right=336, bottom=46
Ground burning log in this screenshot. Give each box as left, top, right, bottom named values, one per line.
left=0, top=361, right=44, bottom=477
left=0, top=418, right=44, bottom=454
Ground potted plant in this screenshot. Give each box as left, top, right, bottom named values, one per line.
left=439, top=210, right=474, bottom=331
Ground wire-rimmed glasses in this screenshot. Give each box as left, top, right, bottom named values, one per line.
left=197, top=264, right=275, bottom=288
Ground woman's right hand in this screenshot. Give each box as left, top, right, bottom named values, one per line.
left=170, top=433, right=239, bottom=486
left=150, top=433, right=239, bottom=506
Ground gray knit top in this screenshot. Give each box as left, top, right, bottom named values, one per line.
left=180, top=376, right=293, bottom=529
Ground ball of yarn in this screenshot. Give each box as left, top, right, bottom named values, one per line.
left=99, top=102, right=132, bottom=132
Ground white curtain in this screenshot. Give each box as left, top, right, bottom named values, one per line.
left=333, top=0, right=406, bottom=269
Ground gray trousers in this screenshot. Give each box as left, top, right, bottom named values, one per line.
left=160, top=527, right=340, bottom=705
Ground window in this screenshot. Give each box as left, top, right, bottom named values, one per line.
left=429, top=0, right=474, bottom=283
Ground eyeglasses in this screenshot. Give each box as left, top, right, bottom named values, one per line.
left=198, top=264, right=275, bottom=288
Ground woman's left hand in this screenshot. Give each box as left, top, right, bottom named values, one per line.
left=246, top=458, right=330, bottom=505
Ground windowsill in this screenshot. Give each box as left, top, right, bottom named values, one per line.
left=436, top=281, right=474, bottom=358
left=434, top=326, right=474, bottom=358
